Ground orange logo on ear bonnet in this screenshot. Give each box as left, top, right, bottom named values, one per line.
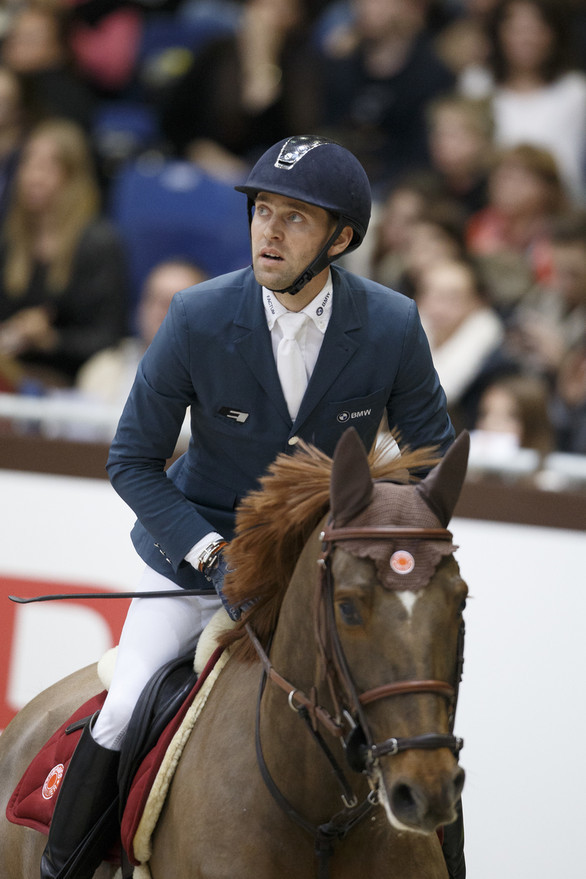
left=390, top=550, right=415, bottom=575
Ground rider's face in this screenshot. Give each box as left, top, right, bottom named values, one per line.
left=251, top=192, right=343, bottom=307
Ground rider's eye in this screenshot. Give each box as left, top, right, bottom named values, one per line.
left=337, top=599, right=363, bottom=626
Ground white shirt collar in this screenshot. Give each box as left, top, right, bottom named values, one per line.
left=262, top=272, right=333, bottom=335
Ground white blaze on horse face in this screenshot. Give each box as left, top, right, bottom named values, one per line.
left=397, top=590, right=419, bottom=619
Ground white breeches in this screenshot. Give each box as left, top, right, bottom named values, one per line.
left=92, top=566, right=222, bottom=750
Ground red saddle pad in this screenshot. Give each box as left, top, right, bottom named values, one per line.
left=7, top=646, right=225, bottom=865
left=6, top=692, right=107, bottom=835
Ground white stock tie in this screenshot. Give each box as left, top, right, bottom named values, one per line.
left=277, top=311, right=308, bottom=420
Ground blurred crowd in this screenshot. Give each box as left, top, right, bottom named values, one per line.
left=0, top=0, right=585, bottom=474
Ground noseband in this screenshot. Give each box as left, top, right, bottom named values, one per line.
left=317, top=523, right=464, bottom=768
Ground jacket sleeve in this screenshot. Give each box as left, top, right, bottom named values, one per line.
left=106, top=293, right=215, bottom=570
left=386, top=297, right=454, bottom=457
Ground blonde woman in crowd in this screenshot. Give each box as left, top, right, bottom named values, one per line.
left=0, top=117, right=128, bottom=388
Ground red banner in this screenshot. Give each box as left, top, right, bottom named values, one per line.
left=0, top=576, right=129, bottom=732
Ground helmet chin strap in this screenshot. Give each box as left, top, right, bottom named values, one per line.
left=246, top=195, right=346, bottom=297
left=270, top=216, right=346, bottom=296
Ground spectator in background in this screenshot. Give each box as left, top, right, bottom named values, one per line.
left=160, top=0, right=322, bottom=182
left=65, top=0, right=144, bottom=97
left=394, top=198, right=469, bottom=299
left=0, top=118, right=128, bottom=388
left=319, top=0, right=455, bottom=190
left=506, top=210, right=586, bottom=377
left=425, top=93, right=494, bottom=216
left=1, top=2, right=96, bottom=131
left=550, top=336, right=586, bottom=454
left=416, top=255, right=507, bottom=428
left=435, top=0, right=499, bottom=83
left=473, top=371, right=554, bottom=456
left=76, top=258, right=207, bottom=409
left=460, top=0, right=586, bottom=202
left=367, top=171, right=450, bottom=288
left=0, top=65, right=25, bottom=226
left=466, top=143, right=568, bottom=287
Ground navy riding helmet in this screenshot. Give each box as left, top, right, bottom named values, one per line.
left=235, top=135, right=372, bottom=295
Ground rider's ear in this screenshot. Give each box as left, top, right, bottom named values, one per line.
left=330, top=428, right=373, bottom=526
left=328, top=225, right=353, bottom=259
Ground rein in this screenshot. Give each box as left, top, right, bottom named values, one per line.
left=246, top=522, right=465, bottom=879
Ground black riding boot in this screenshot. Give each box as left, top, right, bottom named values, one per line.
left=442, top=798, right=466, bottom=879
left=40, top=714, right=120, bottom=879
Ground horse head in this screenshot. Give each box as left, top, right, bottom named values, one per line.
left=221, top=428, right=469, bottom=839
left=323, top=428, right=469, bottom=834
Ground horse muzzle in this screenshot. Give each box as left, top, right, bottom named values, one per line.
left=377, top=753, right=465, bottom=835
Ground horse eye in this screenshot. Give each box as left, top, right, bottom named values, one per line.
left=337, top=599, right=363, bottom=626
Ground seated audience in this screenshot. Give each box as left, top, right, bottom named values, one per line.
left=0, top=118, right=129, bottom=388
left=506, top=210, right=586, bottom=377
left=425, top=93, right=494, bottom=216
left=466, top=142, right=569, bottom=287
left=367, top=171, right=449, bottom=289
left=65, top=0, right=144, bottom=96
left=319, top=0, right=456, bottom=190
left=473, top=371, right=555, bottom=456
left=459, top=0, right=586, bottom=202
left=415, top=255, right=508, bottom=428
left=550, top=337, right=586, bottom=455
left=1, top=2, right=96, bottom=131
left=394, top=199, right=469, bottom=299
left=160, top=0, right=322, bottom=181
left=435, top=0, right=498, bottom=83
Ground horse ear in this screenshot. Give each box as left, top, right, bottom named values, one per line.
left=415, top=430, right=470, bottom=527
left=330, top=428, right=373, bottom=525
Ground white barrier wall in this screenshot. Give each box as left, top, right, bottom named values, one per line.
left=0, top=468, right=584, bottom=879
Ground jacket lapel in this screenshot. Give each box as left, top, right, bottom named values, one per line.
left=233, top=273, right=291, bottom=423
left=294, top=272, right=361, bottom=426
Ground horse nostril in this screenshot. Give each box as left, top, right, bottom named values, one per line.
left=390, top=782, right=420, bottom=825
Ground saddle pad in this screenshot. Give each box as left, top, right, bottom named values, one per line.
left=7, top=642, right=227, bottom=861
left=6, top=692, right=107, bottom=834
left=122, top=644, right=231, bottom=866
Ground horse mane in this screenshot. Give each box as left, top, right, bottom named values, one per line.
left=219, top=434, right=440, bottom=662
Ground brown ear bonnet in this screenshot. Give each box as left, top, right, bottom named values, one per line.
left=329, top=430, right=470, bottom=591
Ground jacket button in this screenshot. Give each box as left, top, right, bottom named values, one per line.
left=288, top=436, right=299, bottom=445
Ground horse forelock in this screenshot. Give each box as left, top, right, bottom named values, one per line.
left=219, top=435, right=440, bottom=660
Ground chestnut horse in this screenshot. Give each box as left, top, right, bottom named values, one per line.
left=0, top=428, right=469, bottom=879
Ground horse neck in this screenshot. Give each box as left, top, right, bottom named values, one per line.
left=257, top=523, right=358, bottom=812
left=269, top=522, right=324, bottom=692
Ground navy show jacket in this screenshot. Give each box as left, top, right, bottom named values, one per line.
left=107, top=265, right=454, bottom=588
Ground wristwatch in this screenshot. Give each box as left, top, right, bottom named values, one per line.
left=197, top=538, right=228, bottom=579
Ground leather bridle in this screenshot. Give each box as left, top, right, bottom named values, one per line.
left=245, top=521, right=465, bottom=877
left=316, top=523, right=464, bottom=768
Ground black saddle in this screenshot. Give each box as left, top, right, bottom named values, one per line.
left=117, top=649, right=199, bottom=813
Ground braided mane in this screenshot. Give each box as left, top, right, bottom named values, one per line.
left=219, top=434, right=439, bottom=661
